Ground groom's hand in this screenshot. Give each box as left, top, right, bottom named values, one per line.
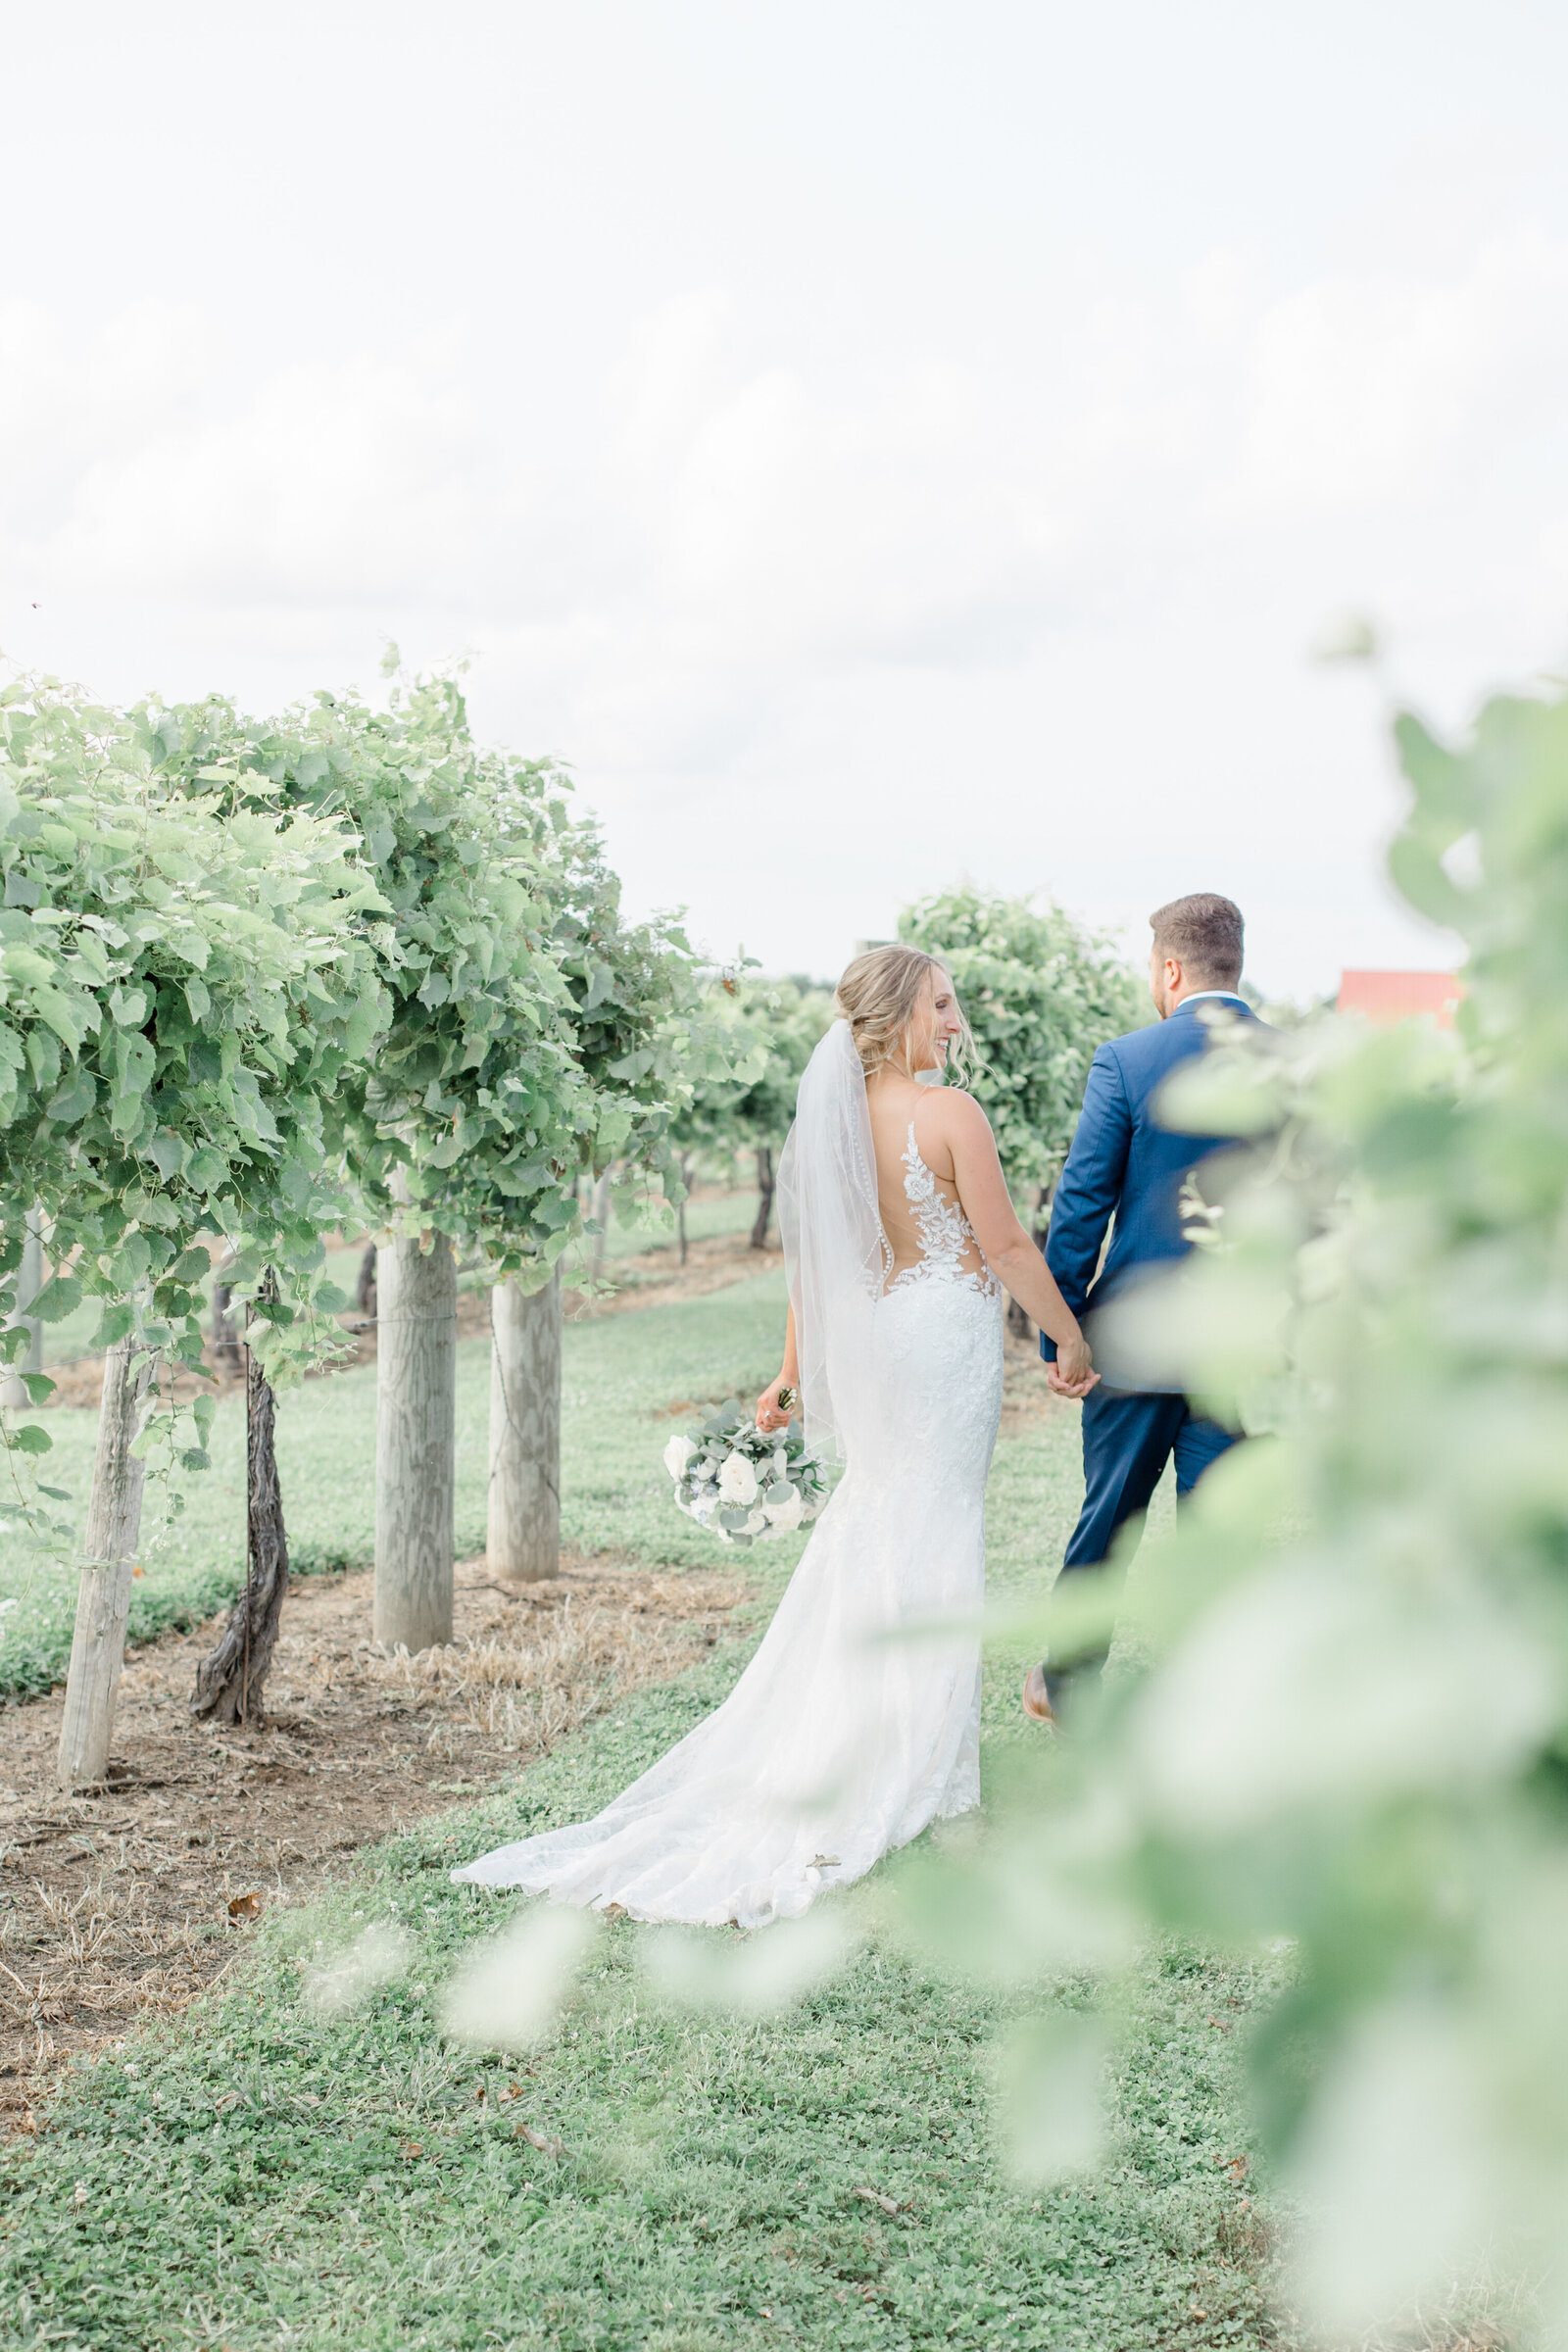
left=1048, top=1334, right=1099, bottom=1399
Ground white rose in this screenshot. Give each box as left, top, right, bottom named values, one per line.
left=743, top=1508, right=767, bottom=1535
left=762, top=1485, right=803, bottom=1531
left=663, top=1434, right=698, bottom=1480
left=717, top=1453, right=759, bottom=1506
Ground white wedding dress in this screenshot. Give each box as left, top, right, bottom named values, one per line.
left=454, top=1024, right=1004, bottom=1930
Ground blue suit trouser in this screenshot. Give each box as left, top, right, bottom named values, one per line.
left=1046, top=1385, right=1238, bottom=1702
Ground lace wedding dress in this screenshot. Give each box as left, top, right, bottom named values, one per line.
left=454, top=1023, right=1004, bottom=1929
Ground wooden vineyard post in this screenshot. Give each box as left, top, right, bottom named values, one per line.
left=210, top=1278, right=243, bottom=1379
left=751, top=1144, right=775, bottom=1250
left=589, top=1167, right=612, bottom=1287
left=374, top=1227, right=457, bottom=1651
left=487, top=1270, right=562, bottom=1584
left=192, top=1275, right=290, bottom=1724
left=56, top=1335, right=154, bottom=1790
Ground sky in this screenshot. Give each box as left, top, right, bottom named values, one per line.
left=4, top=0, right=1568, bottom=998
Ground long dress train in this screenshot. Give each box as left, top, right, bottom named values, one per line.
left=454, top=1111, right=1004, bottom=1930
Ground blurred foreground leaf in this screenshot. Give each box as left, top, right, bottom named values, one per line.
left=904, top=680, right=1568, bottom=2346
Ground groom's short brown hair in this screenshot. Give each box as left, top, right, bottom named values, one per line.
left=1150, top=893, right=1245, bottom=988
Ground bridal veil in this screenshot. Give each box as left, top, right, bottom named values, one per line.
left=775, top=1019, right=886, bottom=1463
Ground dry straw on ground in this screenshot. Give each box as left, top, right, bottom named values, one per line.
left=0, top=1556, right=741, bottom=2133
left=2, top=1227, right=1061, bottom=2138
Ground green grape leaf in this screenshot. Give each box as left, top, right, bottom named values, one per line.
left=29, top=1273, right=82, bottom=1323
left=45, top=1067, right=97, bottom=1123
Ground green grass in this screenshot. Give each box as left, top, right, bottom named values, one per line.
left=591, top=1185, right=763, bottom=1262
left=24, top=1190, right=761, bottom=1375
left=0, top=1195, right=770, bottom=1697
left=0, top=1271, right=799, bottom=1700
left=25, top=1239, right=374, bottom=1369
left=0, top=1276, right=1272, bottom=2352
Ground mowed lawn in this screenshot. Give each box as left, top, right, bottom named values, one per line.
left=0, top=1208, right=791, bottom=1701
left=0, top=1273, right=1279, bottom=2352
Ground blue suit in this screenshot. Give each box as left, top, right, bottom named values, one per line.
left=1039, top=994, right=1260, bottom=1697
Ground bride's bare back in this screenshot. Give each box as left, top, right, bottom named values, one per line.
left=755, top=951, right=1097, bottom=1436
left=866, top=1078, right=990, bottom=1289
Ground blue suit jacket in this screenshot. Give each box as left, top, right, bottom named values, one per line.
left=1040, top=996, right=1262, bottom=1371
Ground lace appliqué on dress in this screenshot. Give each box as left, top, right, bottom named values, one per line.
left=887, top=1124, right=1003, bottom=1299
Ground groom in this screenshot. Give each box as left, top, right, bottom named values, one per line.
left=1023, top=892, right=1261, bottom=1725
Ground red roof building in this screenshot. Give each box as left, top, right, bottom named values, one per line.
left=1337, top=970, right=1462, bottom=1028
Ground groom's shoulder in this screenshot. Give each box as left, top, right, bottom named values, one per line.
left=1097, top=1015, right=1179, bottom=1076
left=1095, top=1007, right=1242, bottom=1099
left=1105, top=1004, right=1265, bottom=1070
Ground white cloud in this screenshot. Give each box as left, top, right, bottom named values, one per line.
left=1221, top=220, right=1568, bottom=519
left=5, top=196, right=1567, bottom=996
left=10, top=219, right=1566, bottom=662
left=23, top=355, right=493, bottom=608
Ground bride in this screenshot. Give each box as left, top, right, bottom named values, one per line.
left=454, top=946, right=1097, bottom=1929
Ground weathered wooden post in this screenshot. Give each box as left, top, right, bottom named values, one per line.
left=588, top=1167, right=612, bottom=1287
left=751, top=1144, right=775, bottom=1250
left=487, top=1270, right=562, bottom=1584
left=373, top=1226, right=457, bottom=1651
left=211, top=1277, right=243, bottom=1379
left=57, top=1335, right=154, bottom=1790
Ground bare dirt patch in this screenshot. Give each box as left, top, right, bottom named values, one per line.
left=0, top=1555, right=742, bottom=2133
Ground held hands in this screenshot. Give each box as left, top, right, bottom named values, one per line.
left=756, top=1374, right=797, bottom=1434
left=1047, top=1334, right=1100, bottom=1400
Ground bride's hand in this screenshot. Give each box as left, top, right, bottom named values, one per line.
left=1049, top=1334, right=1099, bottom=1398
left=756, top=1374, right=796, bottom=1433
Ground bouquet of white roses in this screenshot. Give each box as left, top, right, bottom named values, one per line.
left=662, top=1400, right=828, bottom=1546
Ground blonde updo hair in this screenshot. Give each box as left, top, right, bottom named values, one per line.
left=834, top=944, right=976, bottom=1086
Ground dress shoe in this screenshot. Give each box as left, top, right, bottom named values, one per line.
left=1021, top=1664, right=1056, bottom=1726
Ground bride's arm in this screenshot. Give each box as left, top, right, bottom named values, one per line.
left=756, top=1305, right=802, bottom=1434
left=938, top=1093, right=1099, bottom=1394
